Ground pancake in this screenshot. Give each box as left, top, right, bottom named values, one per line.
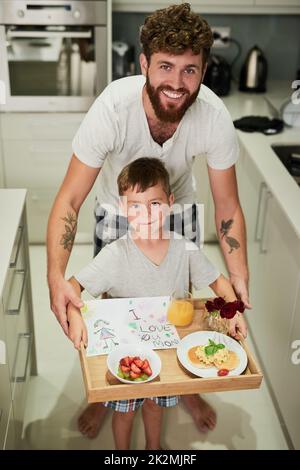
left=188, top=346, right=213, bottom=368
left=214, top=351, right=239, bottom=370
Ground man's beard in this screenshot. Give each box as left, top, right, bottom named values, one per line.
left=145, top=74, right=201, bottom=123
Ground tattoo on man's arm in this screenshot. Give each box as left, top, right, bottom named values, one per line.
left=220, top=219, right=240, bottom=254
left=60, top=212, right=77, bottom=252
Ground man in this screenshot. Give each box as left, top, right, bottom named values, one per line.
left=47, top=3, right=250, bottom=439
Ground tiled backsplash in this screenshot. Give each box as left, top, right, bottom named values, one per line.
left=113, top=13, right=300, bottom=82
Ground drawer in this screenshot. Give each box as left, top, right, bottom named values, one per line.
left=4, top=272, right=30, bottom=380
left=0, top=362, right=13, bottom=450
left=11, top=327, right=32, bottom=447
left=3, top=404, right=15, bottom=450
left=2, top=217, right=26, bottom=311
left=3, top=140, right=72, bottom=189
left=0, top=113, right=84, bottom=140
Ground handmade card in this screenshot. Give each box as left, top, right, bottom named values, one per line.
left=81, top=296, right=181, bottom=357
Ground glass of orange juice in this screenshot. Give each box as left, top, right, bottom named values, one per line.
left=167, top=296, right=194, bottom=327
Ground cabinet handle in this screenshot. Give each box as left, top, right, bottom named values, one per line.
left=12, top=333, right=32, bottom=383
left=6, top=269, right=26, bottom=315
left=9, top=226, right=24, bottom=268
left=7, top=30, right=92, bottom=39
left=260, top=191, right=272, bottom=254
left=254, top=182, right=268, bottom=242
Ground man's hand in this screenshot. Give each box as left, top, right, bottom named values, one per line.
left=67, top=305, right=88, bottom=350
left=230, top=273, right=252, bottom=309
left=48, top=276, right=84, bottom=336
left=228, top=312, right=248, bottom=339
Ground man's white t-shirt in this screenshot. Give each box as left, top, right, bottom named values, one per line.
left=72, top=75, right=239, bottom=213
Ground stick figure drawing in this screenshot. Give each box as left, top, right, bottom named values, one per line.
left=94, top=319, right=119, bottom=350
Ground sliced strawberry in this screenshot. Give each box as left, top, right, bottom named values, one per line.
left=130, top=371, right=140, bottom=379
left=143, top=366, right=152, bottom=377
left=120, top=356, right=130, bottom=367
left=131, top=363, right=142, bottom=374
left=128, top=356, right=135, bottom=365
left=141, top=359, right=149, bottom=370
left=121, top=365, right=130, bottom=373
left=133, top=358, right=144, bottom=368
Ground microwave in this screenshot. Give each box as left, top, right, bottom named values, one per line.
left=0, top=0, right=109, bottom=112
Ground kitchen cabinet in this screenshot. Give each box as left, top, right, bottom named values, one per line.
left=276, top=284, right=300, bottom=449
left=0, top=133, right=4, bottom=188
left=238, top=142, right=300, bottom=449
left=0, top=190, right=37, bottom=449
left=0, top=314, right=13, bottom=449
left=0, top=113, right=96, bottom=243
left=113, top=0, right=300, bottom=12
left=255, top=0, right=300, bottom=6
left=190, top=0, right=254, bottom=4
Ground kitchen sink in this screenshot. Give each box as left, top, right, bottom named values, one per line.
left=271, top=145, right=300, bottom=186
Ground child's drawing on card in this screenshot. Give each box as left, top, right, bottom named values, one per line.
left=81, top=297, right=181, bottom=357
left=81, top=299, right=125, bottom=356
left=94, top=319, right=119, bottom=351
left=126, top=296, right=181, bottom=350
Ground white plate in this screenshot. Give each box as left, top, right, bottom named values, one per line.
left=177, top=331, right=248, bottom=378
left=107, top=344, right=161, bottom=384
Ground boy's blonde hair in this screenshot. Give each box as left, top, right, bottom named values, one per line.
left=117, top=157, right=171, bottom=197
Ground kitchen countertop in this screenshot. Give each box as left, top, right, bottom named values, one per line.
left=223, top=81, right=300, bottom=239
left=0, top=189, right=26, bottom=295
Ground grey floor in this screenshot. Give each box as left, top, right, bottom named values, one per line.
left=22, top=243, right=288, bottom=450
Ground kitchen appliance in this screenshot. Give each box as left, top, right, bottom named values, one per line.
left=203, top=54, right=231, bottom=97
left=112, top=41, right=135, bottom=81
left=239, top=45, right=268, bottom=93
left=271, top=145, right=300, bottom=186
left=0, top=0, right=108, bottom=111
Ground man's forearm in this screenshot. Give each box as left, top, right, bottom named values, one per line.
left=215, top=202, right=249, bottom=281
left=47, top=195, right=78, bottom=283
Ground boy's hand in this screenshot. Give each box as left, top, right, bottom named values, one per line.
left=228, top=312, right=247, bottom=339
left=67, top=304, right=88, bottom=350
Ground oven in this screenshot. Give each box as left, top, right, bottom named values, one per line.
left=0, top=0, right=108, bottom=111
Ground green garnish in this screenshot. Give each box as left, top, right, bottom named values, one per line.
left=204, top=339, right=226, bottom=356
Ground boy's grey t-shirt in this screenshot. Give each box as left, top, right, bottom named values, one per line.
left=75, top=236, right=220, bottom=299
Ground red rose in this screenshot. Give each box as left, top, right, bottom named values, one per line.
left=234, top=300, right=245, bottom=313
left=205, top=300, right=216, bottom=313
left=220, top=302, right=237, bottom=319
left=213, top=297, right=226, bottom=310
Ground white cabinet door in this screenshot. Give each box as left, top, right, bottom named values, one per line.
left=255, top=0, right=300, bottom=5
left=190, top=0, right=253, bottom=4
left=276, top=284, right=300, bottom=449
left=256, top=195, right=300, bottom=394
left=3, top=404, right=15, bottom=450
left=238, top=146, right=300, bottom=398
left=0, top=307, right=13, bottom=450
left=0, top=113, right=84, bottom=141
left=237, top=145, right=265, bottom=320
left=0, top=136, right=4, bottom=188
left=1, top=113, right=95, bottom=243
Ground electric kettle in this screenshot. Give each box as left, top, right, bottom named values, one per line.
left=239, top=45, right=268, bottom=93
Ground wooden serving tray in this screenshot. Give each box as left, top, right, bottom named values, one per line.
left=79, top=299, right=263, bottom=403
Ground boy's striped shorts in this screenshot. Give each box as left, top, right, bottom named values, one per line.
left=103, top=395, right=179, bottom=413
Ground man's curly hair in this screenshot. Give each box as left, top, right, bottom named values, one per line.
left=140, top=3, right=214, bottom=64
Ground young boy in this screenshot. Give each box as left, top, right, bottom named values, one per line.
left=66, top=157, right=247, bottom=450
